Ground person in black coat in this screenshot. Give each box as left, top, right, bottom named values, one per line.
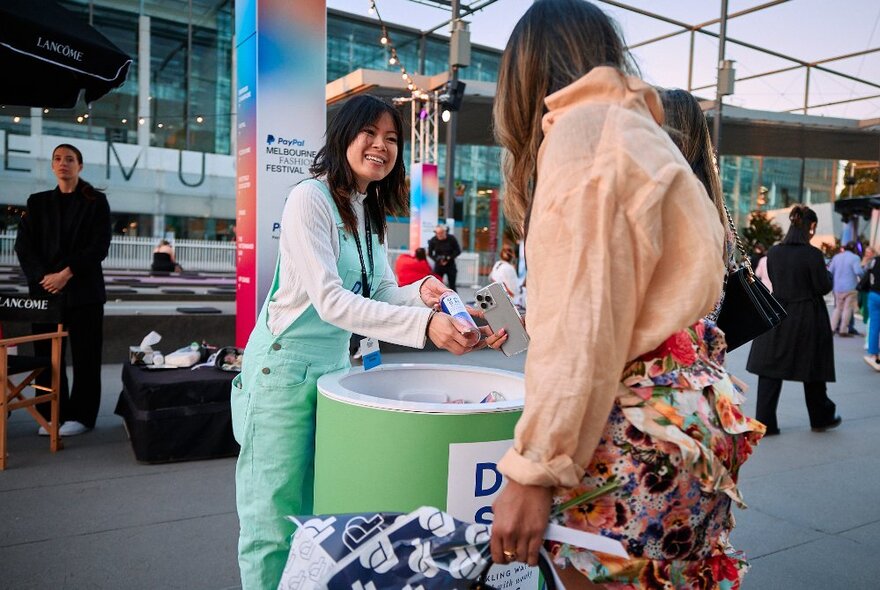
left=15, top=143, right=112, bottom=437
left=746, top=204, right=841, bottom=435
left=427, top=224, right=462, bottom=288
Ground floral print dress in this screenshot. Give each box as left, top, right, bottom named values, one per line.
left=547, top=319, right=765, bottom=589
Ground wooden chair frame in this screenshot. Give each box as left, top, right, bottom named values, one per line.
left=0, top=324, right=67, bottom=470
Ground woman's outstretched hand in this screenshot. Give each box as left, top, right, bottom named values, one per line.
left=427, top=313, right=491, bottom=354
left=490, top=480, right=553, bottom=567
left=418, top=276, right=451, bottom=307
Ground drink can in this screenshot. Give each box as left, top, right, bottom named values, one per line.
left=439, top=290, right=480, bottom=344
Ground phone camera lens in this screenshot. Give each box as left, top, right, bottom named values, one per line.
left=485, top=296, right=493, bottom=303
left=476, top=294, right=484, bottom=301
left=480, top=302, right=488, bottom=309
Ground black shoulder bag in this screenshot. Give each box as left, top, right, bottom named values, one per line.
left=857, top=259, right=876, bottom=293
left=716, top=205, right=787, bottom=351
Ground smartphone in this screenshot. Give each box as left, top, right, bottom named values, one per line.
left=475, top=282, right=530, bottom=357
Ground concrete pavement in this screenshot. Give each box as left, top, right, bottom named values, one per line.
left=2, top=319, right=879, bottom=588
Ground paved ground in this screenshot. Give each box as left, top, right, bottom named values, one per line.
left=2, top=316, right=879, bottom=589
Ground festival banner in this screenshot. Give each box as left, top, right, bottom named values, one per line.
left=235, top=0, right=326, bottom=344
left=409, top=162, right=439, bottom=251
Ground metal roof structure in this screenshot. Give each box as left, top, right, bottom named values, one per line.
left=326, top=1, right=880, bottom=160
left=326, top=68, right=880, bottom=160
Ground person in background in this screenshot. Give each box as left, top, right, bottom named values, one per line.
left=427, top=224, right=461, bottom=288
left=846, top=243, right=869, bottom=337
left=394, top=247, right=437, bottom=286
left=658, top=88, right=734, bottom=322
left=230, top=95, right=491, bottom=590
left=516, top=239, right=528, bottom=309
left=862, top=247, right=880, bottom=370
left=151, top=239, right=180, bottom=272
left=15, top=143, right=111, bottom=437
left=859, top=246, right=876, bottom=349
left=746, top=205, right=841, bottom=435
left=755, top=252, right=773, bottom=291
left=488, top=242, right=522, bottom=304
left=486, top=2, right=764, bottom=588
left=749, top=242, right=767, bottom=270
left=827, top=242, right=864, bottom=337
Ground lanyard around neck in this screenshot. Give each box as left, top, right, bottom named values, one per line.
left=352, top=209, right=374, bottom=298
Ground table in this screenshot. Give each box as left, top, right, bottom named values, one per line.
left=114, top=363, right=239, bottom=463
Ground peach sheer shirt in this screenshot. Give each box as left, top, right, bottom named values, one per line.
left=497, top=68, right=725, bottom=488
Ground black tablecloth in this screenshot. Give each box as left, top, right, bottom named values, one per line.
left=115, top=363, right=239, bottom=463
left=121, top=363, right=235, bottom=410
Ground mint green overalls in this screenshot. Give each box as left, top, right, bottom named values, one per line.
left=231, top=180, right=384, bottom=589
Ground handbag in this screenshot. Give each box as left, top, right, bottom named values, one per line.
left=716, top=205, right=787, bottom=351
left=857, top=259, right=876, bottom=293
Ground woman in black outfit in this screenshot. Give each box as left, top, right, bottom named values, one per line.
left=746, top=205, right=841, bottom=435
left=15, top=143, right=112, bottom=437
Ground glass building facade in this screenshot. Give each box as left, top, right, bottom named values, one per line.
left=721, top=156, right=843, bottom=229
left=1, top=2, right=876, bottom=246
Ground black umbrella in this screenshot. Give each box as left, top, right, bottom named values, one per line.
left=0, top=0, right=132, bottom=108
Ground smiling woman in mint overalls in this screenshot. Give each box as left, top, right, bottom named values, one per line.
left=231, top=95, right=489, bottom=589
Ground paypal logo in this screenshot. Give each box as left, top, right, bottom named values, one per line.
left=266, top=134, right=305, bottom=146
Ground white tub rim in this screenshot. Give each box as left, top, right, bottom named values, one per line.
left=317, top=363, right=525, bottom=415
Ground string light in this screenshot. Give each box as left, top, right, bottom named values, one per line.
left=2, top=109, right=240, bottom=135
left=366, top=0, right=427, bottom=94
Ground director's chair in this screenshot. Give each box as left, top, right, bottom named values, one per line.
left=0, top=296, right=67, bottom=470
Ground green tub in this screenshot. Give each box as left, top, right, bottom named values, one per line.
left=313, top=363, right=524, bottom=516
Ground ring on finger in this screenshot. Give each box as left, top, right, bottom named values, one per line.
left=502, top=549, right=516, bottom=561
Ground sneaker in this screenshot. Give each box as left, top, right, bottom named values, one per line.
left=58, top=421, right=91, bottom=436
left=863, top=355, right=880, bottom=372
left=37, top=424, right=51, bottom=436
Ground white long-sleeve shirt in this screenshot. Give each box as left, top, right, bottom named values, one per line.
left=267, top=179, right=432, bottom=348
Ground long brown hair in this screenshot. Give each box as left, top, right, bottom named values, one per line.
left=309, top=95, right=408, bottom=244
left=658, top=89, right=728, bottom=232
left=493, top=0, right=634, bottom=236
left=52, top=143, right=102, bottom=201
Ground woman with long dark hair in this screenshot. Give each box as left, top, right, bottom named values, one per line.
left=659, top=87, right=736, bottom=320
left=15, top=143, right=111, bottom=438
left=487, top=1, right=765, bottom=587
left=746, top=204, right=841, bottom=435
left=231, top=94, right=489, bottom=589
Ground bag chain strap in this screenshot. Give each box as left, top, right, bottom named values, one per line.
left=722, top=202, right=756, bottom=281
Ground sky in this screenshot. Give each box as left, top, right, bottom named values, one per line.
left=327, top=0, right=880, bottom=120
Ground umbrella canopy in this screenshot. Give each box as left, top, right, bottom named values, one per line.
left=0, top=0, right=132, bottom=108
